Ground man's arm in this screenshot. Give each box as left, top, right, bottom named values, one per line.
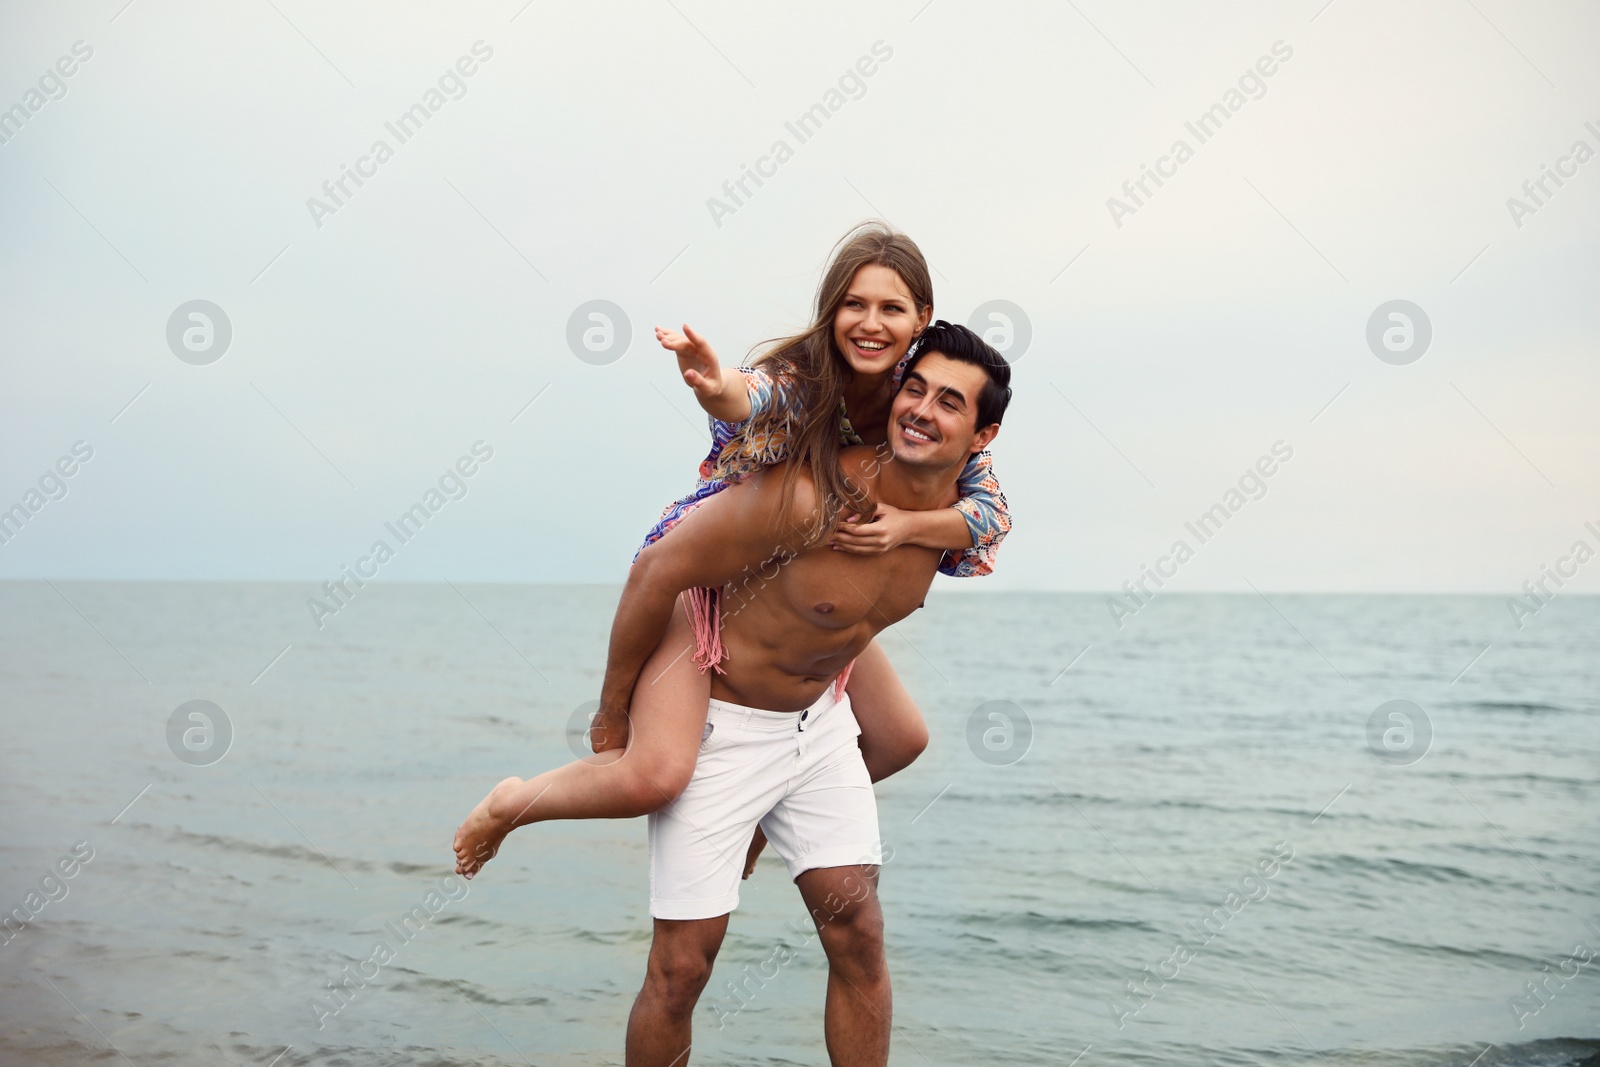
left=597, top=466, right=815, bottom=723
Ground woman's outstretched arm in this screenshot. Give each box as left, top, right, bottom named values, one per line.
left=656, top=323, right=752, bottom=423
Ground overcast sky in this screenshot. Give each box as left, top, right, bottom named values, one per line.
left=2, top=0, right=1597, bottom=594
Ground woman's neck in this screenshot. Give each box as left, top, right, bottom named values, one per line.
left=842, top=371, right=894, bottom=427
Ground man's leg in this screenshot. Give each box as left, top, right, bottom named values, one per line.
left=795, top=865, right=888, bottom=1067
left=626, top=915, right=729, bottom=1067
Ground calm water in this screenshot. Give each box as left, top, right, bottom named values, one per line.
left=1, top=582, right=1597, bottom=1066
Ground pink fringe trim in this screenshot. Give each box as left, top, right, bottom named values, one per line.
left=831, top=660, right=855, bottom=702
left=685, top=587, right=727, bottom=675
left=684, top=586, right=856, bottom=701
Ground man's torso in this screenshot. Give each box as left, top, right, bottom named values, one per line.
left=711, top=538, right=941, bottom=711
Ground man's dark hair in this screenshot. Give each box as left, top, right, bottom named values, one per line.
left=900, top=320, right=1012, bottom=430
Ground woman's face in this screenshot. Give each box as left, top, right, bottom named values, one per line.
left=832, top=264, right=930, bottom=379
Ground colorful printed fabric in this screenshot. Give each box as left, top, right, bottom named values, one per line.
left=636, top=355, right=1011, bottom=577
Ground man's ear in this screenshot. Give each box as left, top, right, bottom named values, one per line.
left=969, top=423, right=999, bottom=454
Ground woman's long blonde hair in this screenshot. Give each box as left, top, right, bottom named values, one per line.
left=719, top=221, right=934, bottom=549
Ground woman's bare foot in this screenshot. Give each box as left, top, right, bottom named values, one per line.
left=453, top=776, right=528, bottom=879
left=742, top=826, right=768, bottom=879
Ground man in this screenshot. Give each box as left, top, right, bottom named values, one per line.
left=610, top=322, right=1011, bottom=1067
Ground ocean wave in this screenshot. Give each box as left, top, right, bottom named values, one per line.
left=954, top=910, right=1158, bottom=933
left=385, top=967, right=552, bottom=1008
left=125, top=823, right=469, bottom=886
left=1367, top=933, right=1553, bottom=969
left=1463, top=700, right=1576, bottom=715
left=125, top=822, right=389, bottom=876
left=1301, top=853, right=1497, bottom=887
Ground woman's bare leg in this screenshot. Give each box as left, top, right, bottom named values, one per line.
left=453, top=594, right=713, bottom=877
left=847, top=637, right=929, bottom=782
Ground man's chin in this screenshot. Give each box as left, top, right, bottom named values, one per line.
left=887, top=443, right=953, bottom=469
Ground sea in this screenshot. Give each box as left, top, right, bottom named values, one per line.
left=1, top=582, right=1596, bottom=1066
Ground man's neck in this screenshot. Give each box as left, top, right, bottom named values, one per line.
left=864, top=450, right=965, bottom=512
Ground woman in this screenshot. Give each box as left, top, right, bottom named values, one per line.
left=453, top=221, right=1010, bottom=877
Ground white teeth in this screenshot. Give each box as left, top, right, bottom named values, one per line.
left=855, top=340, right=887, bottom=350
left=903, top=424, right=933, bottom=442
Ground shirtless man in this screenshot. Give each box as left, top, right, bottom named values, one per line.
left=456, top=323, right=1010, bottom=1066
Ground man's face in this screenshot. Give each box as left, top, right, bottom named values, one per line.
left=888, top=352, right=1000, bottom=470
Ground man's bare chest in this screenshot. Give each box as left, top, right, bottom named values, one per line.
left=763, top=544, right=940, bottom=631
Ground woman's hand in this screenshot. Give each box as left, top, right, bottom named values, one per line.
left=829, top=503, right=914, bottom=555
left=656, top=323, right=723, bottom=398
left=656, top=324, right=753, bottom=423
left=831, top=501, right=977, bottom=554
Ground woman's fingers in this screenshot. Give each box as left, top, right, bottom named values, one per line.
left=830, top=529, right=889, bottom=554
left=660, top=324, right=722, bottom=399
left=682, top=324, right=719, bottom=367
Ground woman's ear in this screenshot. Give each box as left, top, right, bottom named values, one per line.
left=914, top=306, right=932, bottom=335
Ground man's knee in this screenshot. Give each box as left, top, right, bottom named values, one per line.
left=810, top=879, right=885, bottom=977
left=646, top=942, right=716, bottom=1018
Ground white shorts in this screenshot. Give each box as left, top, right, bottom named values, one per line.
left=648, top=688, right=882, bottom=921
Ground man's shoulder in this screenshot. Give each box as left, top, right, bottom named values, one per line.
left=839, top=444, right=885, bottom=481
left=734, top=460, right=822, bottom=524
